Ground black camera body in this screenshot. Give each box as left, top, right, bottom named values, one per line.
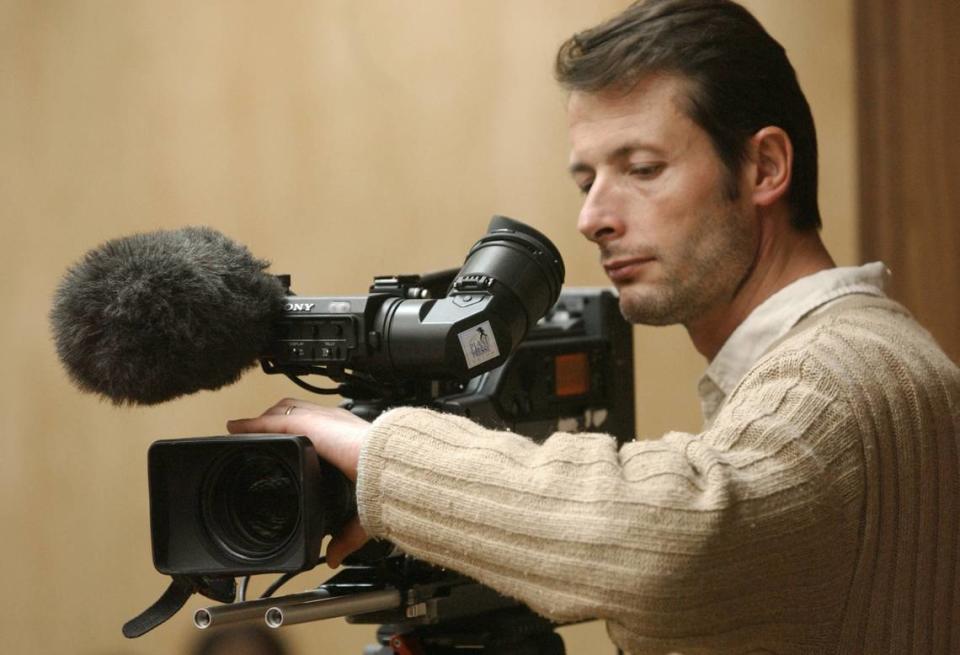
left=125, top=216, right=636, bottom=645
left=147, top=287, right=634, bottom=580
left=263, top=215, right=565, bottom=387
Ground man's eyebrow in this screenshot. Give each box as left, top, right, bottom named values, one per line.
left=568, top=142, right=666, bottom=175
left=568, top=161, right=594, bottom=176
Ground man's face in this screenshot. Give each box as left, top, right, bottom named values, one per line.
left=568, top=75, right=758, bottom=327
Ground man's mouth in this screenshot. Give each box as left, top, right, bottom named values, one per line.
left=603, top=257, right=655, bottom=283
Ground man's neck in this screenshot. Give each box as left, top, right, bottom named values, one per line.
left=686, top=227, right=835, bottom=361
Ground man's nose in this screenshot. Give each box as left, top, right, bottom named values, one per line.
left=577, top=181, right=623, bottom=244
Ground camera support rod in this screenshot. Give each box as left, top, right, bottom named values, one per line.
left=194, top=588, right=331, bottom=629
left=265, top=589, right=402, bottom=628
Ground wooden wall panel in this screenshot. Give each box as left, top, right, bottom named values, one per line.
left=857, top=0, right=960, bottom=362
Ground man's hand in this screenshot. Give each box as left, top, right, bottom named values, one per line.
left=227, top=398, right=371, bottom=567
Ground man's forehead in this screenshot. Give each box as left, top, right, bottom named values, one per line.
left=567, top=74, right=689, bottom=121
left=566, top=75, right=694, bottom=160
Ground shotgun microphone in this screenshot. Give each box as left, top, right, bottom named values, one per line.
left=50, top=226, right=285, bottom=405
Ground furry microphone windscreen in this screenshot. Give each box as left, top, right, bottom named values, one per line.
left=50, top=226, right=286, bottom=405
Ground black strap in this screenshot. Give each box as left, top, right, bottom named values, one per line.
left=123, top=575, right=237, bottom=638
left=123, top=575, right=196, bottom=638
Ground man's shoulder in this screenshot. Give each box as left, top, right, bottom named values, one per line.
left=758, top=293, right=959, bottom=394
left=776, top=294, right=937, bottom=355
left=715, top=294, right=958, bottom=439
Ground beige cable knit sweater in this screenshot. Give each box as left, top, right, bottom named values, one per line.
left=356, top=295, right=960, bottom=654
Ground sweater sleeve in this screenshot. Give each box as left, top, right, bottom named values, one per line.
left=355, top=342, right=864, bottom=650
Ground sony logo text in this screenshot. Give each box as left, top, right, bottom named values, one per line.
left=284, top=303, right=316, bottom=312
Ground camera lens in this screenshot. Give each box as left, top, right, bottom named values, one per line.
left=202, top=449, right=300, bottom=561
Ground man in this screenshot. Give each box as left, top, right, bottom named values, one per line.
left=228, top=1, right=960, bottom=652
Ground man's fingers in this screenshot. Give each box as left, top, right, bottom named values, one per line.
left=263, top=398, right=324, bottom=417
left=326, top=518, right=370, bottom=568
left=226, top=414, right=310, bottom=435
left=226, top=405, right=347, bottom=438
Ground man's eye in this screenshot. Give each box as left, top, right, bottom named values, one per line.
left=575, top=179, right=593, bottom=195
left=629, top=163, right=664, bottom=179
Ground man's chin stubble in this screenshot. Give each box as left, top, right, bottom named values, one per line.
left=618, top=291, right=690, bottom=326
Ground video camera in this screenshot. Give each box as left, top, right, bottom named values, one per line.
left=128, top=217, right=635, bottom=653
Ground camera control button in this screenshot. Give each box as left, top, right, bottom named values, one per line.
left=452, top=294, right=484, bottom=308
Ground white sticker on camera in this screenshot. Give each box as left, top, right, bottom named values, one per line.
left=458, top=321, right=500, bottom=369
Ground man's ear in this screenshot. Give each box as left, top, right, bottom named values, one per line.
left=748, top=126, right=793, bottom=208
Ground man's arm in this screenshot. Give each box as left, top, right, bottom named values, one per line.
left=229, top=340, right=863, bottom=651
left=354, top=353, right=862, bottom=635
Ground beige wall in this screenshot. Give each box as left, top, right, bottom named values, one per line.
left=0, top=2, right=855, bottom=654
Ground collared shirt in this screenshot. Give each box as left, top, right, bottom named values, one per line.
left=697, top=262, right=889, bottom=427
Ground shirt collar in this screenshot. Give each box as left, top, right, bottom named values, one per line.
left=698, top=262, right=889, bottom=426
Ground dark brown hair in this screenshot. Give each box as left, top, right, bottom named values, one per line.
left=556, top=0, right=821, bottom=230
